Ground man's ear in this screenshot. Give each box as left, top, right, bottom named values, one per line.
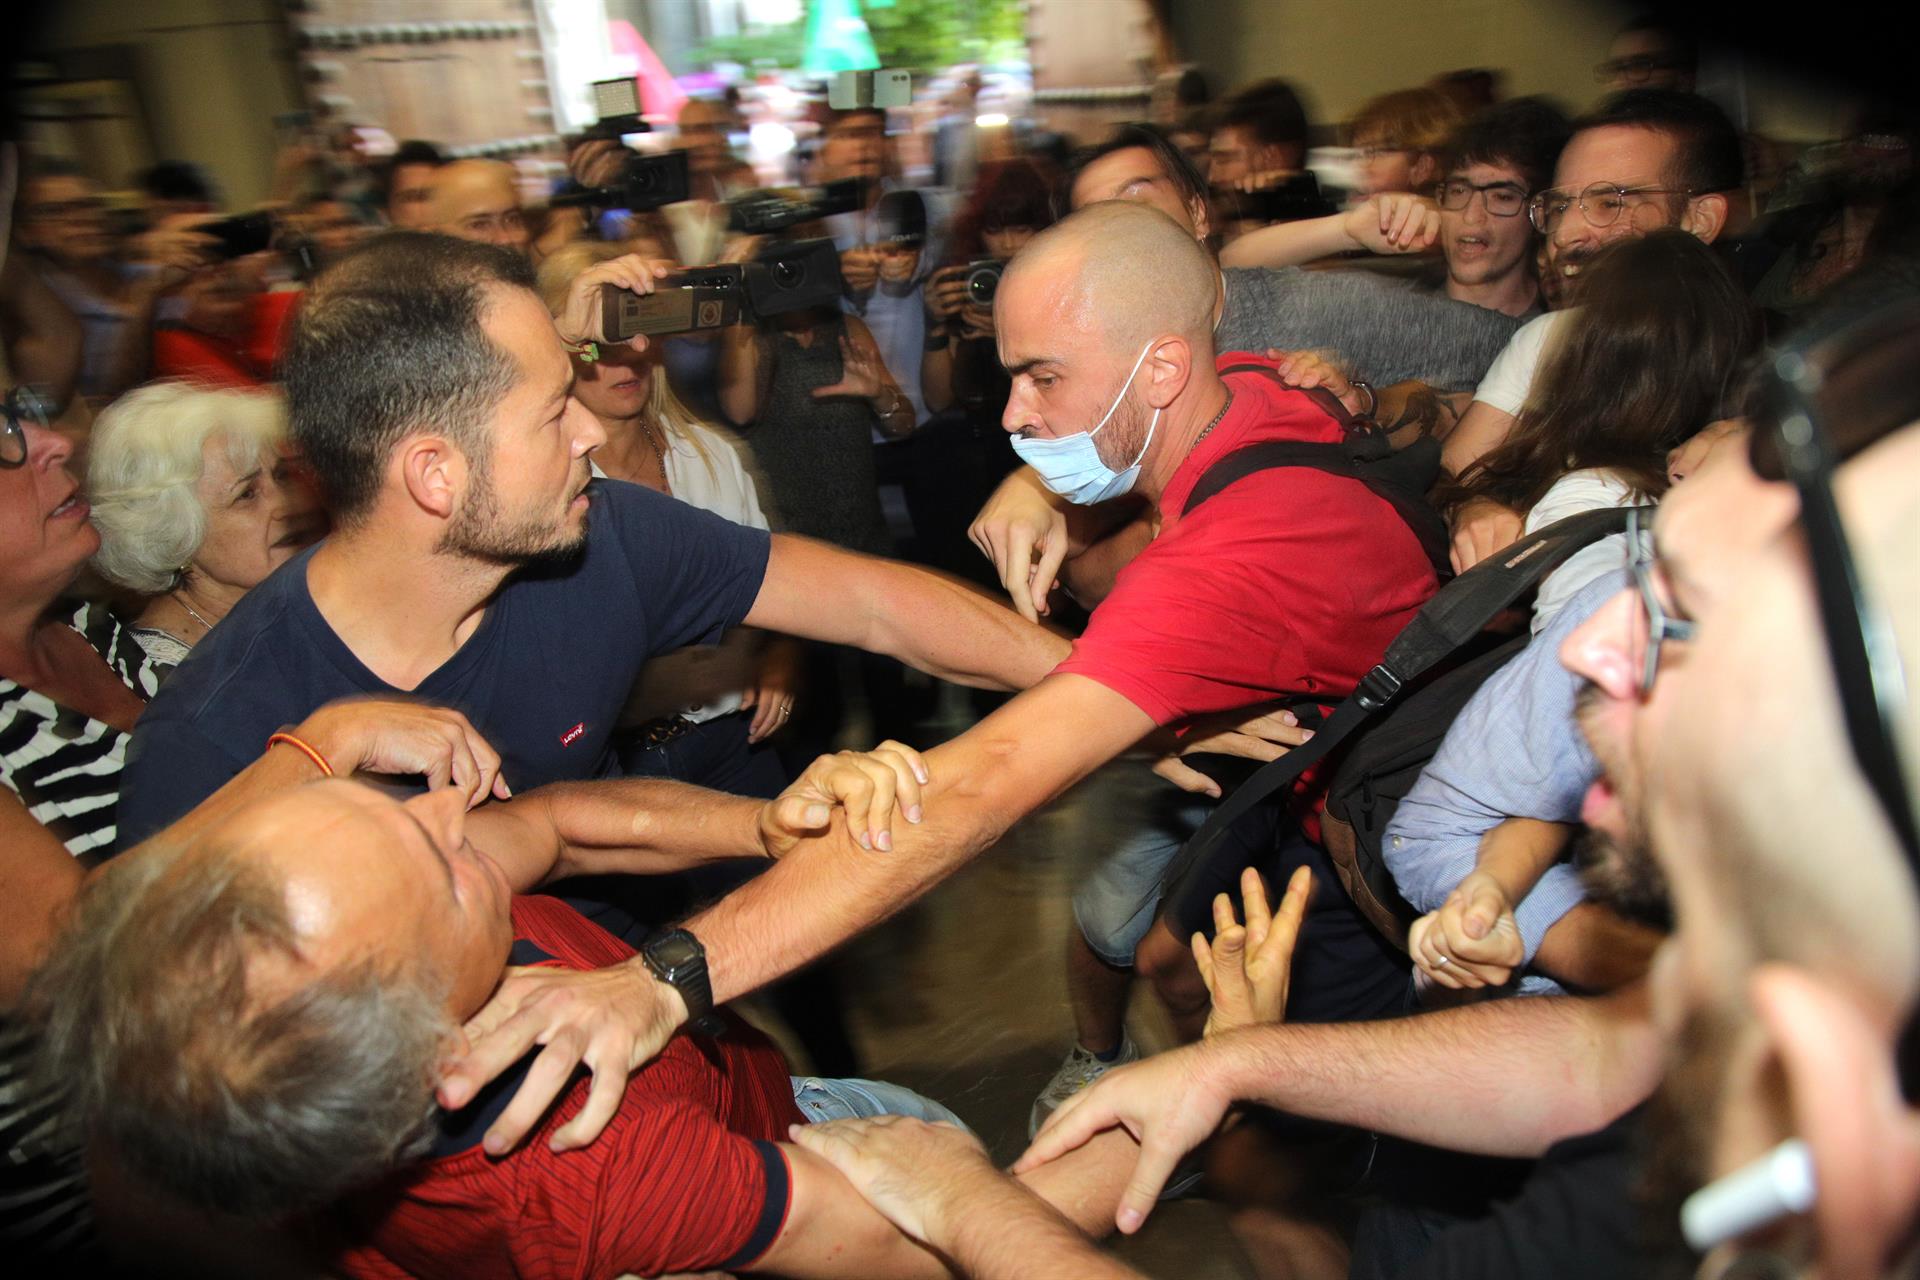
left=397, top=436, right=467, bottom=522
left=1409, top=152, right=1441, bottom=190
left=1142, top=336, right=1193, bottom=411
left=1748, top=963, right=1920, bottom=1279
left=1683, top=191, right=1730, bottom=244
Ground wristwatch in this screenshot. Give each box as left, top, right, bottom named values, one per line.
left=641, top=928, right=726, bottom=1035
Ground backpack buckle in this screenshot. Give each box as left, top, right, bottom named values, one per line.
left=1354, top=665, right=1403, bottom=710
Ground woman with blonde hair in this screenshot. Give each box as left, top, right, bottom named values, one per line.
left=87, top=381, right=323, bottom=672
left=535, top=240, right=801, bottom=778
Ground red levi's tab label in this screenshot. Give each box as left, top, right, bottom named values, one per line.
left=559, top=722, right=586, bottom=747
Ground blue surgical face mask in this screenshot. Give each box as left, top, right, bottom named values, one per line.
left=1008, top=340, right=1160, bottom=504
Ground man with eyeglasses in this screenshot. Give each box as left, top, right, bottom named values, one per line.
left=1443, top=89, right=1745, bottom=568
left=990, top=309, right=1920, bottom=1276
left=1597, top=16, right=1698, bottom=95
left=1423, top=98, right=1571, bottom=320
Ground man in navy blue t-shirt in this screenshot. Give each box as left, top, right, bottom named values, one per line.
left=118, top=234, right=1070, bottom=848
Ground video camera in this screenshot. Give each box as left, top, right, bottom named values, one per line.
left=727, top=179, right=868, bottom=234
left=601, top=238, right=846, bottom=340
left=552, top=150, right=691, bottom=213
left=554, top=77, right=692, bottom=212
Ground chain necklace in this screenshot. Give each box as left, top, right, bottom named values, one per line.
left=172, top=590, right=217, bottom=633
left=1193, top=388, right=1235, bottom=448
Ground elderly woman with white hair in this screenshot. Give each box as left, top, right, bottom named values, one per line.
left=86, top=381, right=323, bottom=672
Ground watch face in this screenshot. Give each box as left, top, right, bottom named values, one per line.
left=647, top=933, right=702, bottom=970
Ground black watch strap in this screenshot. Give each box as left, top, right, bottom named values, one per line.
left=642, top=928, right=723, bottom=1034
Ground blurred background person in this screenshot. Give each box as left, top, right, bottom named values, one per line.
left=135, top=160, right=217, bottom=223
left=658, top=95, right=758, bottom=268
left=379, top=139, right=444, bottom=229
left=16, top=159, right=214, bottom=402
left=1597, top=12, right=1698, bottom=94
left=150, top=256, right=278, bottom=388
left=1347, top=86, right=1463, bottom=199
left=425, top=159, right=530, bottom=255
left=86, top=382, right=323, bottom=674
left=919, top=156, right=1060, bottom=587
left=285, top=193, right=370, bottom=273
left=1209, top=78, right=1335, bottom=239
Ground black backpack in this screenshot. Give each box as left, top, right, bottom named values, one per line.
left=1197, top=365, right=1454, bottom=576
left=1159, top=494, right=1642, bottom=949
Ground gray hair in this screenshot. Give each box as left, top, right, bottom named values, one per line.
left=25, top=839, right=451, bottom=1219
left=86, top=382, right=288, bottom=594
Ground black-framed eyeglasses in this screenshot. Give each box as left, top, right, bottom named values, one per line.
left=1625, top=506, right=1694, bottom=697
left=1754, top=323, right=1918, bottom=864
left=1, top=386, right=54, bottom=469
left=1527, top=182, right=1689, bottom=234
left=1436, top=178, right=1528, bottom=218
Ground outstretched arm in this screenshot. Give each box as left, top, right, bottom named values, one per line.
left=746, top=533, right=1073, bottom=690
left=465, top=744, right=932, bottom=890
left=1220, top=193, right=1439, bottom=270
left=783, top=1118, right=1148, bottom=1280
left=441, top=673, right=1156, bottom=1155
left=1018, top=982, right=1661, bottom=1235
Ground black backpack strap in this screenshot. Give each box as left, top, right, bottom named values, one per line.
left=1183, top=439, right=1452, bottom=576
left=1189, top=364, right=1450, bottom=573
left=1160, top=503, right=1645, bottom=899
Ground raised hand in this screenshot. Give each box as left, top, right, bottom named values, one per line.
left=1192, top=865, right=1313, bottom=1035
left=299, top=698, right=510, bottom=806
left=1344, top=192, right=1441, bottom=256
left=968, top=466, right=1073, bottom=621
left=809, top=333, right=889, bottom=402
left=840, top=245, right=881, bottom=297
left=555, top=252, right=675, bottom=350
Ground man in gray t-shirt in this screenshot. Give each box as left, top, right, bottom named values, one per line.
left=1213, top=264, right=1517, bottom=390
left=1066, top=126, right=1519, bottom=391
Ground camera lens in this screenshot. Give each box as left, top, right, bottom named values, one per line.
left=769, top=259, right=804, bottom=289
left=966, top=264, right=1000, bottom=305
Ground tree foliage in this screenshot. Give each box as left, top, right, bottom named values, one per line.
left=689, top=0, right=1027, bottom=76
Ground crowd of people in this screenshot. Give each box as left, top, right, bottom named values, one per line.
left=2, top=10, right=1917, bottom=1280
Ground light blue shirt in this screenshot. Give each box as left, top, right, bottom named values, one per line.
left=1384, top=571, right=1628, bottom=996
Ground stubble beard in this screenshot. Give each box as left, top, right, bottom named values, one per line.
left=439, top=457, right=589, bottom=569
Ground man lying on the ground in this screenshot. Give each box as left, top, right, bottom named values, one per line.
left=30, top=735, right=1150, bottom=1279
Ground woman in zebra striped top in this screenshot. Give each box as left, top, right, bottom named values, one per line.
left=0, top=389, right=163, bottom=1259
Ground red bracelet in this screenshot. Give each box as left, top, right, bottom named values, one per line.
left=267, top=731, right=335, bottom=778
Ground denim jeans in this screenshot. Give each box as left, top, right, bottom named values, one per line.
left=1070, top=792, right=1213, bottom=966
left=790, top=1076, right=974, bottom=1136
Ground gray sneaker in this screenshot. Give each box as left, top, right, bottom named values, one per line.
left=1028, top=1034, right=1138, bottom=1138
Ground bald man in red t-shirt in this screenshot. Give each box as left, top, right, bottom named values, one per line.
left=423, top=199, right=1438, bottom=1167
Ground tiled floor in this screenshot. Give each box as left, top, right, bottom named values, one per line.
left=742, top=742, right=1258, bottom=1279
